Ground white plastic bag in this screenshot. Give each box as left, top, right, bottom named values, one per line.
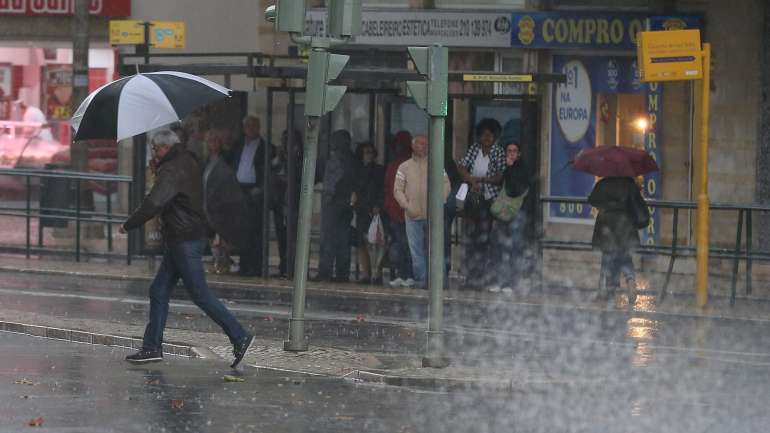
left=367, top=214, right=385, bottom=245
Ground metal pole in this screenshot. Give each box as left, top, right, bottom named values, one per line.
left=423, top=114, right=448, bottom=368
left=287, top=90, right=298, bottom=278
left=746, top=210, right=753, bottom=295
left=75, top=179, right=81, bottom=262
left=127, top=182, right=133, bottom=265
left=730, top=209, right=744, bottom=306
left=107, top=183, right=113, bottom=252
left=263, top=91, right=273, bottom=276
left=695, top=43, right=711, bottom=307
left=25, top=176, right=31, bottom=259
left=284, top=115, right=320, bottom=352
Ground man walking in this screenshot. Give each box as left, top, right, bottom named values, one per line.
left=393, top=135, right=450, bottom=289
left=120, top=129, right=254, bottom=368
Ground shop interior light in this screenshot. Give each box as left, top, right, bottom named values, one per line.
left=634, top=117, right=649, bottom=132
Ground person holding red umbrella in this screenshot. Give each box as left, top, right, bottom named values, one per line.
left=573, top=145, right=656, bottom=304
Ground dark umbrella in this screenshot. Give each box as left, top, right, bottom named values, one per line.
left=70, top=71, right=231, bottom=142
left=571, top=145, right=658, bottom=178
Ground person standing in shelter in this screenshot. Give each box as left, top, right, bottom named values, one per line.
left=489, top=141, right=532, bottom=294
left=226, top=115, right=269, bottom=277
left=352, top=141, right=385, bottom=284
left=393, top=135, right=450, bottom=289
left=313, top=130, right=358, bottom=283
left=119, top=129, right=254, bottom=368
left=457, top=118, right=505, bottom=290
left=384, top=131, right=414, bottom=287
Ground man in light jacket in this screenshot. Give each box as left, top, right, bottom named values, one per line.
left=393, top=135, right=450, bottom=289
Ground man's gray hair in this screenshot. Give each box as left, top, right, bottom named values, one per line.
left=151, top=129, right=181, bottom=148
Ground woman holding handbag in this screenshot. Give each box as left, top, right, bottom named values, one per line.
left=489, top=142, right=531, bottom=293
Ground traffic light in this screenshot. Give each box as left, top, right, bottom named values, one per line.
left=406, top=45, right=448, bottom=117
left=305, top=49, right=349, bottom=117
left=327, top=0, right=362, bottom=39
left=274, top=0, right=305, bottom=34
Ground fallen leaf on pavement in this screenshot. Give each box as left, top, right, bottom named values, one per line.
left=27, top=417, right=44, bottom=427
left=15, top=379, right=35, bottom=386
left=335, top=416, right=354, bottom=421
left=223, top=375, right=245, bottom=383
left=170, top=399, right=184, bottom=410
left=146, top=379, right=160, bottom=385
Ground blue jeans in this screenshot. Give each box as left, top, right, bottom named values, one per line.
left=405, top=219, right=427, bottom=286
left=143, top=239, right=247, bottom=351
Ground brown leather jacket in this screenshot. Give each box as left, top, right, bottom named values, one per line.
left=124, top=144, right=207, bottom=244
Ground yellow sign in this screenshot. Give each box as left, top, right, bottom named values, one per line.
left=109, top=20, right=144, bottom=45
left=637, top=29, right=702, bottom=82
left=463, top=74, right=533, bottom=83
left=150, top=21, right=186, bottom=49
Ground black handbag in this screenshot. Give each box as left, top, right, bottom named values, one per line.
left=628, top=190, right=651, bottom=229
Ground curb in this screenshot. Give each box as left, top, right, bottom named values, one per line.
left=0, top=320, right=198, bottom=358
left=343, top=369, right=525, bottom=393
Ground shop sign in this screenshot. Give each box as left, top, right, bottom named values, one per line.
left=109, top=20, right=144, bottom=45
left=150, top=21, right=186, bottom=49
left=463, top=74, right=533, bottom=82
left=511, top=12, right=700, bottom=50
left=0, top=0, right=131, bottom=17
left=305, top=9, right=512, bottom=47
left=637, top=29, right=702, bottom=82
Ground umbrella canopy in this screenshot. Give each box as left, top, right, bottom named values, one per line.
left=571, top=145, right=658, bottom=178
left=71, top=71, right=231, bottom=142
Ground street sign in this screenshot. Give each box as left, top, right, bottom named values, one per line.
left=463, top=74, right=533, bottom=83
left=109, top=20, right=144, bottom=45
left=150, top=21, right=186, bottom=49
left=637, top=29, right=702, bottom=82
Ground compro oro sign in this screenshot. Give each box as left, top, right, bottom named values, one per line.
left=637, top=29, right=702, bottom=82
left=555, top=60, right=591, bottom=143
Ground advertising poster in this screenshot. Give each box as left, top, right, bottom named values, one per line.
left=44, top=64, right=72, bottom=120
left=549, top=55, right=662, bottom=245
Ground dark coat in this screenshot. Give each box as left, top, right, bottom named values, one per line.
left=203, top=156, right=252, bottom=249
left=355, top=162, right=385, bottom=213
left=124, top=144, right=207, bottom=244
left=589, top=177, right=642, bottom=251
left=225, top=136, right=271, bottom=189
left=322, top=130, right=358, bottom=207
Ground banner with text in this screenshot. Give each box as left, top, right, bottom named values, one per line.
left=305, top=9, right=512, bottom=47
left=511, top=12, right=700, bottom=50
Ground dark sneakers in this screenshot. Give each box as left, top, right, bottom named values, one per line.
left=125, top=349, right=163, bottom=364
left=230, top=335, right=254, bottom=369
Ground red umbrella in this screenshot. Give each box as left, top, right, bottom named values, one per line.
left=571, top=145, right=658, bottom=178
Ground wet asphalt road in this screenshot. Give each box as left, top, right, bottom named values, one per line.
left=3, top=329, right=770, bottom=432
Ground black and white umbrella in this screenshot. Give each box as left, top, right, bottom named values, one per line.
left=71, top=71, right=231, bottom=142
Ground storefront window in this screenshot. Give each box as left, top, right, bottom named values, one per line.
left=553, top=0, right=651, bottom=10
left=436, top=0, right=525, bottom=8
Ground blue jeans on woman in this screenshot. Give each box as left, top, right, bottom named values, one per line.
left=143, top=239, right=248, bottom=351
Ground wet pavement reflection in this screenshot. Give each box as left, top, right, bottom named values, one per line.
left=2, top=332, right=770, bottom=432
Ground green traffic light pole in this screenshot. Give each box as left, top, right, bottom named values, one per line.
left=406, top=44, right=450, bottom=368
left=266, top=1, right=359, bottom=352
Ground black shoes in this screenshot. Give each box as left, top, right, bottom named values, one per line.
left=231, top=335, right=254, bottom=369
left=125, top=349, right=163, bottom=364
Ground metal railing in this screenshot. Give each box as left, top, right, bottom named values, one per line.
left=0, top=167, right=133, bottom=263
left=539, top=196, right=770, bottom=305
